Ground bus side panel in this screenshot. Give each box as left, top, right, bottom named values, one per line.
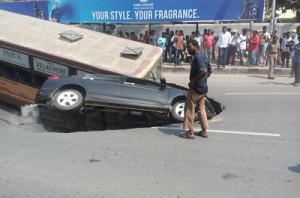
left=0, top=77, right=38, bottom=106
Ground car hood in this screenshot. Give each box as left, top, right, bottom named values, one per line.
left=166, top=83, right=188, bottom=91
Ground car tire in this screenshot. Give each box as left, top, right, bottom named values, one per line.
left=171, top=100, right=186, bottom=122
left=53, top=89, right=84, bottom=111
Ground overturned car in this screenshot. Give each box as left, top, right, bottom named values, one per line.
left=35, top=74, right=223, bottom=132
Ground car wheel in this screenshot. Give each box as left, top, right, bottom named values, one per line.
left=53, top=89, right=83, bottom=111
left=171, top=100, right=186, bottom=122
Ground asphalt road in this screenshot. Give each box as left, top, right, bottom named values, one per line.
left=0, top=73, right=299, bottom=198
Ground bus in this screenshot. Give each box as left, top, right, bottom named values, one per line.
left=0, top=10, right=163, bottom=107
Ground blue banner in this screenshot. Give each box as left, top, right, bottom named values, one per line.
left=1, top=0, right=265, bottom=23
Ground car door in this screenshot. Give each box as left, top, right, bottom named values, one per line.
left=119, top=77, right=169, bottom=109
left=82, top=75, right=124, bottom=104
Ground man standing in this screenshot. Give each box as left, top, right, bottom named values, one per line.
left=217, top=26, right=231, bottom=68
left=292, top=26, right=300, bottom=86
left=202, top=29, right=214, bottom=64
left=174, top=30, right=184, bottom=66
left=258, top=26, right=271, bottom=66
left=266, top=35, right=280, bottom=80
left=281, top=31, right=293, bottom=68
left=180, top=40, right=212, bottom=139
left=238, top=29, right=248, bottom=65
left=157, top=32, right=167, bottom=63
left=248, top=30, right=260, bottom=66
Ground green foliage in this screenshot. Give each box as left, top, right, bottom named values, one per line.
left=276, top=0, right=300, bottom=12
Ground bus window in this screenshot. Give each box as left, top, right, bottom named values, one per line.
left=2, top=65, right=16, bottom=79
left=16, top=69, right=32, bottom=84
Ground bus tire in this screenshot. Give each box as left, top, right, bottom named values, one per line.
left=53, top=89, right=83, bottom=111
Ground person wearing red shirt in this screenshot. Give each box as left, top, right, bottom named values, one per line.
left=202, top=29, right=215, bottom=64
left=248, top=30, right=260, bottom=66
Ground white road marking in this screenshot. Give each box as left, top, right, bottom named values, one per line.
left=225, top=92, right=300, bottom=95
left=152, top=126, right=280, bottom=137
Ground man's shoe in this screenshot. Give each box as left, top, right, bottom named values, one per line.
left=267, top=77, right=275, bottom=80
left=195, top=131, right=208, bottom=138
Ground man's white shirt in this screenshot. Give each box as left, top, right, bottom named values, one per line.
left=217, top=31, right=231, bottom=48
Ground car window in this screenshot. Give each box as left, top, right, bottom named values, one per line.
left=125, top=77, right=160, bottom=89
left=92, top=75, right=124, bottom=83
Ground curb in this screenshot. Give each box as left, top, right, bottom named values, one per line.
left=162, top=63, right=292, bottom=76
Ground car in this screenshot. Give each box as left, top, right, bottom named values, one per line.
left=35, top=74, right=221, bottom=131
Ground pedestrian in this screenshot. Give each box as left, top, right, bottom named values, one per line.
left=144, top=30, right=150, bottom=44
left=227, top=29, right=240, bottom=65
left=248, top=30, right=260, bottom=67
left=174, top=30, right=184, bottom=66
left=202, top=29, right=214, bottom=64
left=137, top=33, right=146, bottom=43
left=238, top=29, right=248, bottom=65
left=217, top=26, right=231, bottom=68
left=130, top=31, right=138, bottom=41
left=266, top=35, right=280, bottom=80
left=165, top=28, right=172, bottom=62
left=281, top=31, right=293, bottom=68
left=292, top=29, right=300, bottom=87
left=180, top=39, right=212, bottom=139
left=258, top=26, right=271, bottom=66
left=117, top=31, right=125, bottom=38
left=157, top=32, right=168, bottom=62
left=149, top=30, right=157, bottom=46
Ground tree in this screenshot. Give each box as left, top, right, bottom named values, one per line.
left=276, top=0, right=300, bottom=22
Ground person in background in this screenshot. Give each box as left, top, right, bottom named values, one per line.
left=174, top=30, right=184, bottom=66
left=258, top=26, right=271, bottom=66
left=211, top=30, right=217, bottom=60
left=227, top=29, right=240, bottom=65
left=202, top=29, right=214, bottom=64
left=125, top=32, right=130, bottom=39
left=149, top=30, right=157, bottom=46
left=50, top=2, right=60, bottom=22
left=248, top=30, right=260, bottom=67
left=184, top=35, right=192, bottom=64
left=179, top=39, right=212, bottom=139
left=157, top=32, right=168, bottom=63
left=217, top=26, right=231, bottom=68
left=289, top=30, right=296, bottom=78
left=117, top=31, right=125, bottom=38
left=143, top=30, right=150, bottom=44
left=137, top=33, right=146, bottom=43
left=238, top=29, right=248, bottom=65
left=266, top=35, right=280, bottom=80
left=281, top=31, right=293, bottom=68
left=194, top=31, right=202, bottom=50
left=165, top=28, right=172, bottom=62
left=278, top=32, right=286, bottom=65
left=292, top=26, right=300, bottom=87
left=130, top=31, right=138, bottom=41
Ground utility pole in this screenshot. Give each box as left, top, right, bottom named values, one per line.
left=269, top=0, right=277, bottom=36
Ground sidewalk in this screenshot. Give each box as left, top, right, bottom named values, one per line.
left=162, top=61, right=292, bottom=76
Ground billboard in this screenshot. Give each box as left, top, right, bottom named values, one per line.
left=0, top=0, right=265, bottom=23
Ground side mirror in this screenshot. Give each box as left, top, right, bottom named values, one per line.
left=160, top=77, right=166, bottom=87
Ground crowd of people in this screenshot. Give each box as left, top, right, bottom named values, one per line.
left=116, top=25, right=300, bottom=87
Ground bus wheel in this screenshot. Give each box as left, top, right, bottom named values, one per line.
left=53, top=89, right=83, bottom=111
